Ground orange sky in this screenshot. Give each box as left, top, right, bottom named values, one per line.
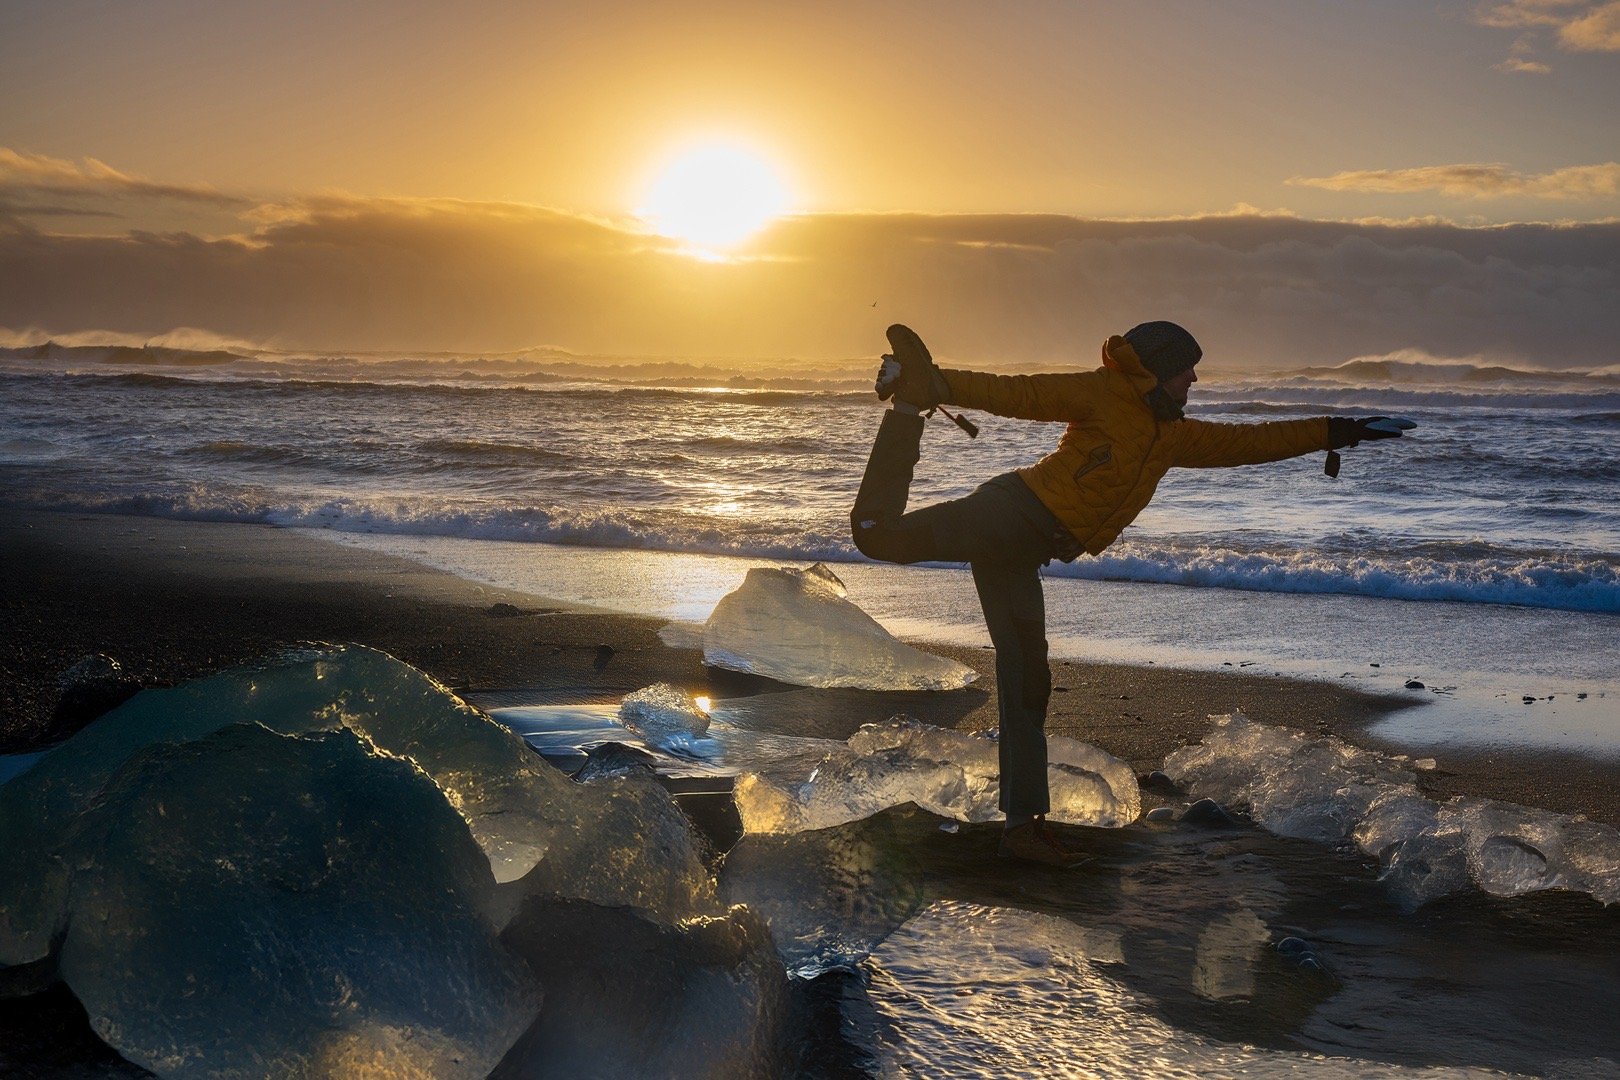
left=2, top=1, right=1618, bottom=365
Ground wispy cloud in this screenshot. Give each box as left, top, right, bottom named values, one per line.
left=1495, top=55, right=1554, bottom=72
left=0, top=145, right=249, bottom=226
left=1474, top=1, right=1620, bottom=70
left=1289, top=162, right=1620, bottom=199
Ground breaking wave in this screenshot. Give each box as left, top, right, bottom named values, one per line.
left=6, top=487, right=1616, bottom=613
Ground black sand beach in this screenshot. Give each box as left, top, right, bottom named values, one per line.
left=6, top=509, right=1616, bottom=825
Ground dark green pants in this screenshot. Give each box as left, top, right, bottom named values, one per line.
left=850, top=410, right=1061, bottom=817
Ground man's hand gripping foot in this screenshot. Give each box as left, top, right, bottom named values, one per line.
left=873, top=324, right=977, bottom=436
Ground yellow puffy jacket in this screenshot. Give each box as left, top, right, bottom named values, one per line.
left=939, top=336, right=1330, bottom=556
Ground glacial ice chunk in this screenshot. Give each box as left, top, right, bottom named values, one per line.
left=0, top=646, right=715, bottom=969
left=618, top=682, right=718, bottom=754
left=56, top=724, right=541, bottom=1080
left=734, top=717, right=1139, bottom=834
left=703, top=564, right=977, bottom=691
left=1163, top=713, right=1620, bottom=907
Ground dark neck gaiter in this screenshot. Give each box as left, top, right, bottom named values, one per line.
left=1145, top=385, right=1184, bottom=421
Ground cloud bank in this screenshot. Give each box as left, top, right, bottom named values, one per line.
left=2, top=185, right=1617, bottom=369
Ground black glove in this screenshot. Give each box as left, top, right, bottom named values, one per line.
left=1327, top=416, right=1405, bottom=450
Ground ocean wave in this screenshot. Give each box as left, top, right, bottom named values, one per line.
left=1193, top=385, right=1620, bottom=414
left=180, top=440, right=329, bottom=467
left=31, top=369, right=864, bottom=408
left=415, top=439, right=577, bottom=465
left=1282, top=357, right=1620, bottom=390
left=685, top=433, right=834, bottom=455
left=9, top=486, right=1616, bottom=614
left=1045, top=541, right=1620, bottom=613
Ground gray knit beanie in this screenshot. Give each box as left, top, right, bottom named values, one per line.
left=1123, top=321, right=1202, bottom=380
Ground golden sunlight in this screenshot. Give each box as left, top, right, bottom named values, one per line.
left=636, top=142, right=791, bottom=249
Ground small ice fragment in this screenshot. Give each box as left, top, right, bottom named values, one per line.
left=939, top=821, right=960, bottom=833
left=1144, top=806, right=1176, bottom=822
left=618, top=683, right=712, bottom=752
left=703, top=564, right=976, bottom=691
left=1414, top=758, right=1437, bottom=771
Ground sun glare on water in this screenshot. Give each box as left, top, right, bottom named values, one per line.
left=637, top=142, right=791, bottom=250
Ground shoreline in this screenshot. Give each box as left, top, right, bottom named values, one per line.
left=5, top=508, right=1618, bottom=825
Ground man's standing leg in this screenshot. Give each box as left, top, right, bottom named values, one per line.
left=973, top=559, right=1088, bottom=867
left=971, top=560, right=1051, bottom=820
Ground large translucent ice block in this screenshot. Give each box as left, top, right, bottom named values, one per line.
left=704, top=564, right=977, bottom=691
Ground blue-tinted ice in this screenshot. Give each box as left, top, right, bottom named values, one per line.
left=0, top=647, right=762, bottom=1078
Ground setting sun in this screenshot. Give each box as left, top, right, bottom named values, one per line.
left=636, top=141, right=791, bottom=249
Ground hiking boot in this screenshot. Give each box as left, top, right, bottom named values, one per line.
left=997, top=820, right=1093, bottom=868
left=874, top=323, right=944, bottom=409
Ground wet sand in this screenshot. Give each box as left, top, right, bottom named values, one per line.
left=5, top=509, right=1617, bottom=825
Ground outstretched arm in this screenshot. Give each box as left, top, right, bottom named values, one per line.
left=938, top=368, right=1109, bottom=424
left=1171, top=417, right=1330, bottom=468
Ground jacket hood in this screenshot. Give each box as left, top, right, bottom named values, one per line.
left=1100, top=336, right=1161, bottom=395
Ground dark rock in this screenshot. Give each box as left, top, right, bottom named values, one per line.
left=1369, top=662, right=1380, bottom=667
left=1143, top=806, right=1176, bottom=823
left=1274, top=936, right=1313, bottom=957
left=494, top=898, right=793, bottom=1080
left=487, top=602, right=523, bottom=617
left=1180, top=797, right=1239, bottom=826
left=1405, top=679, right=1425, bottom=689
left=593, top=644, right=616, bottom=670
left=575, top=741, right=658, bottom=781
left=1139, top=770, right=1182, bottom=797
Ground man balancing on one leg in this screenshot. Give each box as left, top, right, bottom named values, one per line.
left=850, top=321, right=1407, bottom=867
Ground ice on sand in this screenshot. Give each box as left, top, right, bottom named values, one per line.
left=0, top=647, right=735, bottom=1077
left=703, top=564, right=977, bottom=691
left=1163, top=713, right=1620, bottom=908
left=735, top=716, right=1140, bottom=834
